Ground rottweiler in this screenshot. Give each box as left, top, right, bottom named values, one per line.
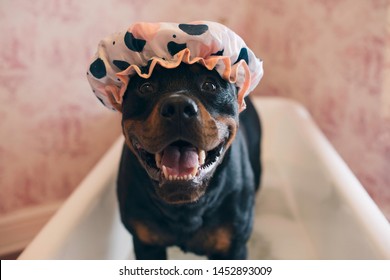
left=86, top=21, right=263, bottom=260
left=116, top=62, right=261, bottom=260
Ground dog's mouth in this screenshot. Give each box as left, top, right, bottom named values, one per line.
left=132, top=139, right=226, bottom=184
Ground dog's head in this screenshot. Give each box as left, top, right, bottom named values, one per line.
left=121, top=63, right=238, bottom=204
left=86, top=21, right=263, bottom=204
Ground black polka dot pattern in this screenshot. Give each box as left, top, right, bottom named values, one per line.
left=124, top=32, right=146, bottom=52
left=140, top=60, right=153, bottom=74
left=179, top=24, right=209, bottom=35
left=89, top=58, right=106, bottom=79
left=167, top=41, right=187, bottom=56
left=234, top=48, right=249, bottom=65
left=96, top=96, right=105, bottom=105
left=86, top=21, right=263, bottom=112
left=211, top=49, right=224, bottom=56
left=113, top=60, right=131, bottom=71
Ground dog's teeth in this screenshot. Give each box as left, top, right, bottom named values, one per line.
left=198, top=150, right=206, bottom=165
left=162, top=165, right=198, bottom=181
left=155, top=153, right=162, bottom=168
left=190, top=167, right=198, bottom=178
left=162, top=165, right=169, bottom=179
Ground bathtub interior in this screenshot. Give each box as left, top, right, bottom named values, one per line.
left=19, top=97, right=390, bottom=260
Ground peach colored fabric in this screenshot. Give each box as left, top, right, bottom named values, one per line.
left=87, top=21, right=263, bottom=112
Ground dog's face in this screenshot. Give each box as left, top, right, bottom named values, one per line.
left=121, top=63, right=239, bottom=204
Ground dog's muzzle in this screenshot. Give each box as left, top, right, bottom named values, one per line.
left=160, top=94, right=199, bottom=122
left=124, top=91, right=234, bottom=204
left=155, top=94, right=214, bottom=181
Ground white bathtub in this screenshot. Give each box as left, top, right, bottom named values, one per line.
left=19, top=97, right=390, bottom=260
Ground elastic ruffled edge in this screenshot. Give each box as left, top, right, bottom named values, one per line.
left=104, top=48, right=253, bottom=112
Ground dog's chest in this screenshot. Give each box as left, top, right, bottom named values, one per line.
left=131, top=219, right=232, bottom=255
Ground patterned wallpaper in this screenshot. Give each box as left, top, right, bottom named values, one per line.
left=0, top=0, right=389, bottom=220
left=251, top=0, right=390, bottom=219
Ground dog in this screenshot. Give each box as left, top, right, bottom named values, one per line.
left=86, top=21, right=263, bottom=260
left=116, top=62, right=261, bottom=259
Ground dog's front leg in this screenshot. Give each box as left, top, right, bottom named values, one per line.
left=133, top=236, right=167, bottom=260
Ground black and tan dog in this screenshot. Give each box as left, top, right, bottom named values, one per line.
left=116, top=62, right=261, bottom=259
left=86, top=21, right=263, bottom=260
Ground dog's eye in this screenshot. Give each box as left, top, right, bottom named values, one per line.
left=201, top=81, right=217, bottom=93
left=139, top=82, right=155, bottom=94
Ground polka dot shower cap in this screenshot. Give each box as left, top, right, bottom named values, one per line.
left=86, top=21, right=263, bottom=112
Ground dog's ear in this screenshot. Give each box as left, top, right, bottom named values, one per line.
left=239, top=100, right=247, bottom=113
left=113, top=104, right=123, bottom=113
left=107, top=94, right=123, bottom=112
left=235, top=86, right=246, bottom=113
left=104, top=85, right=123, bottom=113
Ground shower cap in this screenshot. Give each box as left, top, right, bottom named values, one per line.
left=86, top=21, right=263, bottom=112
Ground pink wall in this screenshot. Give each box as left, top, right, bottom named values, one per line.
left=1, top=0, right=389, bottom=219
left=250, top=0, right=390, bottom=219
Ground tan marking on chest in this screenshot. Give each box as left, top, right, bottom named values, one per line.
left=131, top=220, right=173, bottom=246
left=188, top=226, right=232, bottom=254
left=210, top=227, right=232, bottom=253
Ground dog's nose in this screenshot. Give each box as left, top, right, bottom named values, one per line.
left=160, top=94, right=199, bottom=120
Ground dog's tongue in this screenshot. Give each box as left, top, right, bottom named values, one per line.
left=161, top=145, right=199, bottom=176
